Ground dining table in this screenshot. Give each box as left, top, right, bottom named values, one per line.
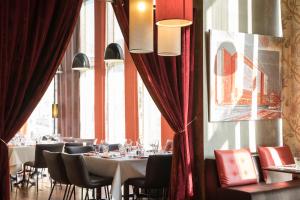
left=84, top=154, right=148, bottom=200
left=8, top=145, right=35, bottom=175
left=263, top=164, right=298, bottom=183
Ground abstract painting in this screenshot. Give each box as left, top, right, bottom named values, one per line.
left=209, top=30, right=283, bottom=122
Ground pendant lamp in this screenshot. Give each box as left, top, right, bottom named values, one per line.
left=104, top=43, right=124, bottom=63
left=155, top=0, right=193, bottom=27
left=129, top=0, right=153, bottom=53
left=72, top=53, right=90, bottom=71
left=157, top=26, right=181, bottom=56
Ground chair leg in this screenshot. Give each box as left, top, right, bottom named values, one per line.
left=68, top=185, right=76, bottom=200
left=36, top=170, right=39, bottom=192
left=65, top=185, right=72, bottom=200
left=105, top=186, right=111, bottom=200
left=124, top=183, right=129, bottom=200
left=104, top=187, right=107, bottom=199
left=74, top=186, right=76, bottom=200
left=48, top=181, right=56, bottom=200
left=96, top=187, right=102, bottom=200
left=63, top=184, right=69, bottom=200
left=85, top=188, right=89, bottom=200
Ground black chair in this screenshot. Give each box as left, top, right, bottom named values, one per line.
left=64, top=145, right=94, bottom=154
left=124, top=154, right=172, bottom=200
left=24, top=143, right=64, bottom=192
left=64, top=142, right=83, bottom=152
left=65, top=142, right=84, bottom=147
left=108, top=144, right=119, bottom=151
left=43, top=151, right=71, bottom=200
left=61, top=153, right=113, bottom=200
left=75, top=138, right=97, bottom=146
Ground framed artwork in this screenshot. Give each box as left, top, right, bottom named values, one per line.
left=209, top=30, right=283, bottom=122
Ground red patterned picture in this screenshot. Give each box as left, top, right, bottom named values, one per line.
left=209, top=30, right=282, bottom=121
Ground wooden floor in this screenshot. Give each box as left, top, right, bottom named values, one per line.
left=10, top=175, right=155, bottom=200
left=10, top=175, right=110, bottom=200
left=11, top=181, right=83, bottom=200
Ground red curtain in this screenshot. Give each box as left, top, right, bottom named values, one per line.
left=0, top=0, right=82, bottom=199
left=112, top=1, right=196, bottom=199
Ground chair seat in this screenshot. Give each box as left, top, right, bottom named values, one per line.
left=87, top=174, right=113, bottom=188
left=126, top=178, right=146, bottom=188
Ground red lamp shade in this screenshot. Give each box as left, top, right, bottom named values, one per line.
left=155, top=0, right=193, bottom=27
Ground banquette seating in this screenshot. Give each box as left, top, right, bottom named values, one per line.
left=205, top=147, right=300, bottom=200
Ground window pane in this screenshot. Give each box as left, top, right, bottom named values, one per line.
left=22, top=80, right=55, bottom=139
left=105, top=3, right=125, bottom=144
left=79, top=0, right=95, bottom=139
left=105, top=64, right=125, bottom=143
left=138, top=75, right=161, bottom=149
left=80, top=0, right=95, bottom=58
left=80, top=70, right=95, bottom=139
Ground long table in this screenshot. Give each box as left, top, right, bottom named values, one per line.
left=8, top=145, right=35, bottom=175
left=84, top=155, right=148, bottom=200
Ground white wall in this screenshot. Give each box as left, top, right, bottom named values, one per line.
left=203, top=0, right=283, bottom=158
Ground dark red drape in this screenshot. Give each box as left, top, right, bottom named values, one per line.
left=112, top=1, right=196, bottom=199
left=0, top=0, right=82, bottom=199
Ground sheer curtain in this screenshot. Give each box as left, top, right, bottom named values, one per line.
left=138, top=75, right=161, bottom=149
left=105, top=63, right=125, bottom=143
left=25, top=80, right=54, bottom=139
left=105, top=3, right=125, bottom=143
left=79, top=0, right=95, bottom=139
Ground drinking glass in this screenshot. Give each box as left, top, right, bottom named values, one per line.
left=102, top=144, right=109, bottom=154
left=95, top=145, right=101, bottom=156
left=119, top=144, right=126, bottom=156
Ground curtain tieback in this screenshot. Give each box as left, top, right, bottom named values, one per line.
left=0, top=138, right=7, bottom=146
left=177, top=114, right=199, bottom=134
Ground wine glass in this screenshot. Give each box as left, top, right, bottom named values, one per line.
left=125, top=139, right=133, bottom=152
left=154, top=140, right=159, bottom=153
left=118, top=144, right=126, bottom=157
left=103, top=144, right=109, bottom=153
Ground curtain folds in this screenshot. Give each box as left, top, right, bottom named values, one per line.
left=112, top=1, right=196, bottom=199
left=0, top=0, right=82, bottom=199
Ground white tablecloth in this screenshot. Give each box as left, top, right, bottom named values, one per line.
left=84, top=156, right=148, bottom=200
left=8, top=145, right=35, bottom=175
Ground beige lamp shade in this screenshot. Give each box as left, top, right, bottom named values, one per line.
left=155, top=0, right=193, bottom=28
left=157, top=26, right=181, bottom=56
left=129, top=0, right=153, bottom=53
left=52, top=104, right=59, bottom=118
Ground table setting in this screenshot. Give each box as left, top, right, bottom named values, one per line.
left=83, top=140, right=172, bottom=200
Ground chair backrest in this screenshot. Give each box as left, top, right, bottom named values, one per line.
left=43, top=151, right=69, bottom=184
left=74, top=138, right=97, bottom=146
left=64, top=142, right=83, bottom=153
left=204, top=154, right=264, bottom=200
left=145, top=154, right=172, bottom=188
left=62, top=137, right=76, bottom=143
left=64, top=145, right=94, bottom=154
left=61, top=153, right=91, bottom=187
left=108, top=144, right=119, bottom=151
left=65, top=142, right=83, bottom=147
left=34, top=143, right=64, bottom=168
